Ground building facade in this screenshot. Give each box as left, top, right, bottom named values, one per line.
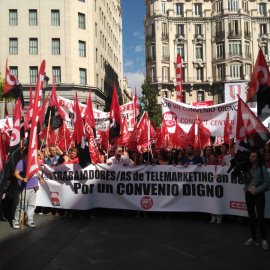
left=0, top=0, right=123, bottom=111
left=144, top=0, right=270, bottom=105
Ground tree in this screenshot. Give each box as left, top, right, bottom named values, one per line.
left=0, top=74, right=5, bottom=100
left=139, top=74, right=162, bottom=127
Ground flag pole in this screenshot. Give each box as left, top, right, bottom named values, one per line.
left=46, top=110, right=52, bottom=146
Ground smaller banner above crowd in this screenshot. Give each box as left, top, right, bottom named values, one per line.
left=162, top=97, right=238, bottom=137
left=58, top=96, right=135, bottom=132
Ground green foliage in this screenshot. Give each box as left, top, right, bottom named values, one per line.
left=139, top=74, right=162, bottom=127
left=0, top=73, right=13, bottom=102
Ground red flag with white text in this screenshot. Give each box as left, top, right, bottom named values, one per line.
left=176, top=53, right=183, bottom=102
left=26, top=60, right=45, bottom=179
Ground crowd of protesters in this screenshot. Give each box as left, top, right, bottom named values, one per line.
left=1, top=140, right=270, bottom=250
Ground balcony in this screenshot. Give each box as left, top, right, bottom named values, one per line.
left=162, top=55, right=170, bottom=62
left=213, top=54, right=226, bottom=60
left=228, top=52, right=242, bottom=57
left=244, top=30, right=251, bottom=39
left=146, top=56, right=156, bottom=63
left=146, top=33, right=155, bottom=41
left=244, top=53, right=252, bottom=59
left=161, top=33, right=169, bottom=40
left=228, top=30, right=242, bottom=39
left=215, top=31, right=225, bottom=39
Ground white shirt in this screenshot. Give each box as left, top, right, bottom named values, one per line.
left=107, top=155, right=133, bottom=167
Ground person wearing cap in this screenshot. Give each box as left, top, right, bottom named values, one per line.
left=12, top=148, right=44, bottom=229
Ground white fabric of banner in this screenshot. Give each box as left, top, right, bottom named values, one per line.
left=161, top=97, right=238, bottom=137
left=36, top=164, right=270, bottom=217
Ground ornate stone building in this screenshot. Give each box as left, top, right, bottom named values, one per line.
left=144, top=0, right=270, bottom=104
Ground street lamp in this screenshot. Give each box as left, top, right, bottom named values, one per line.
left=42, top=72, right=50, bottom=103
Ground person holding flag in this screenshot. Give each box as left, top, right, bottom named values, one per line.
left=12, top=148, right=44, bottom=229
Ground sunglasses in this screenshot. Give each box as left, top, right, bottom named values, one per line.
left=118, top=150, right=123, bottom=152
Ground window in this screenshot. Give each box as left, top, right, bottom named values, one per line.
left=78, top=0, right=85, bottom=2
left=195, top=24, right=202, bottom=36
left=245, top=64, right=251, bottom=78
left=197, top=91, right=204, bottom=102
left=196, top=68, right=203, bottom=81
left=230, top=64, right=241, bottom=79
left=162, top=66, right=169, bottom=82
left=148, top=67, right=156, bottom=82
left=243, top=1, right=248, bottom=12
left=78, top=13, right=85, bottom=29
left=245, top=43, right=250, bottom=57
left=9, top=66, right=18, bottom=78
left=260, top=24, right=267, bottom=35
left=228, top=0, right=239, bottom=12
left=216, top=43, right=224, bottom=58
left=177, top=24, right=184, bottom=36
left=228, top=20, right=239, bottom=35
left=196, top=44, right=203, bottom=60
left=259, top=3, right=266, bottom=15
left=161, top=2, right=166, bottom=14
left=29, top=38, right=38, bottom=54
left=176, top=44, right=184, bottom=60
left=30, top=67, right=38, bottom=83
left=162, top=43, right=168, bottom=60
left=176, top=3, right=184, bottom=16
left=96, top=48, right=98, bottom=63
left=96, top=74, right=98, bottom=87
left=9, top=38, right=18, bottom=54
left=261, top=44, right=268, bottom=57
left=229, top=41, right=241, bottom=56
left=79, top=41, right=86, bottom=57
left=51, top=10, right=60, bottom=26
left=217, top=65, right=225, bottom=80
left=194, top=4, right=202, bottom=15
left=216, top=1, right=223, bottom=13
left=162, top=23, right=167, bottom=37
left=9, top=10, right=17, bottom=26
left=52, top=67, right=61, bottom=82
left=52, top=38, right=60, bottom=54
left=29, top=10, right=37, bottom=26
left=79, top=68, right=87, bottom=84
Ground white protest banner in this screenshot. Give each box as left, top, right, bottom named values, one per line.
left=224, top=82, right=246, bottom=103
left=37, top=164, right=270, bottom=217
left=162, top=97, right=237, bottom=137
left=58, top=96, right=134, bottom=131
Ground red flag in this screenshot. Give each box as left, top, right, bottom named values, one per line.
left=172, top=124, right=191, bottom=148
left=99, top=130, right=109, bottom=150
left=197, top=115, right=211, bottom=148
left=236, top=97, right=270, bottom=152
left=247, top=46, right=270, bottom=115
left=88, top=126, right=102, bottom=164
left=134, top=87, right=140, bottom=121
left=74, top=93, right=91, bottom=168
left=44, top=77, right=64, bottom=130
left=156, top=123, right=169, bottom=149
left=176, top=53, right=183, bottom=102
left=118, top=115, right=129, bottom=146
left=187, top=121, right=196, bottom=146
left=6, top=99, right=22, bottom=175
left=55, top=122, right=71, bottom=152
left=223, top=112, right=233, bottom=144
left=109, top=83, right=122, bottom=144
left=24, top=106, right=30, bottom=135
left=29, top=84, right=34, bottom=117
left=38, top=92, right=50, bottom=129
left=85, top=90, right=96, bottom=137
left=127, top=123, right=138, bottom=151
left=26, top=60, right=45, bottom=179
left=1, top=118, right=11, bottom=154
left=137, top=112, right=152, bottom=147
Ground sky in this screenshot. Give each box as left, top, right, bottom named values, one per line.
left=121, top=0, right=146, bottom=98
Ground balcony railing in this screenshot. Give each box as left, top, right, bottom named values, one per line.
left=245, top=53, right=252, bottom=59
left=146, top=33, right=155, bottom=41
left=161, top=33, right=169, bottom=39
left=215, top=31, right=225, bottom=38
left=228, top=30, right=242, bottom=38
left=146, top=56, right=156, bottom=62
left=162, top=55, right=170, bottom=62
left=228, top=52, right=242, bottom=57
left=213, top=54, right=226, bottom=60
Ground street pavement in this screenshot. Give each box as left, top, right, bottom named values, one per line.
left=0, top=211, right=270, bottom=270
